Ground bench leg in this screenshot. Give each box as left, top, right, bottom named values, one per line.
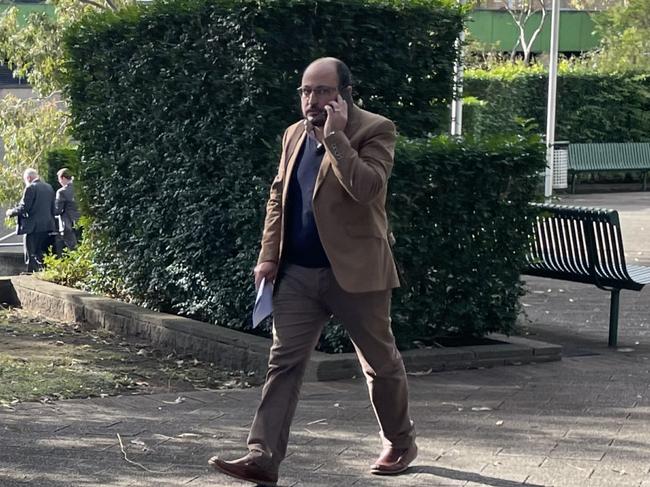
left=608, top=289, right=621, bottom=347
left=571, top=173, right=576, bottom=194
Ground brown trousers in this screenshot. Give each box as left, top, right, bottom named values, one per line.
left=247, top=264, right=415, bottom=470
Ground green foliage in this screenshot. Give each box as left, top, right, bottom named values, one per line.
left=463, top=35, right=510, bottom=71
left=0, top=0, right=131, bottom=206
left=41, top=220, right=124, bottom=297
left=41, top=239, right=94, bottom=290
left=63, top=0, right=464, bottom=348
left=0, top=0, right=134, bottom=95
left=0, top=4, right=63, bottom=96
left=592, top=0, right=650, bottom=73
left=0, top=95, right=71, bottom=204
left=389, top=134, right=545, bottom=346
left=62, top=0, right=543, bottom=350
left=463, top=63, right=650, bottom=143
left=42, top=146, right=80, bottom=190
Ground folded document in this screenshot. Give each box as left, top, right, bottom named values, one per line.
left=252, top=277, right=273, bottom=328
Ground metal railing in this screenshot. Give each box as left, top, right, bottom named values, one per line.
left=0, top=230, right=21, bottom=247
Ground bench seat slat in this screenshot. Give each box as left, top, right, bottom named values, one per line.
left=561, top=218, right=586, bottom=275
left=593, top=221, right=629, bottom=281
left=627, top=266, right=650, bottom=284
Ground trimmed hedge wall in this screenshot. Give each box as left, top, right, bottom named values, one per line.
left=63, top=0, right=463, bottom=338
left=463, top=65, right=650, bottom=143
left=389, top=134, right=545, bottom=347
left=63, top=0, right=544, bottom=351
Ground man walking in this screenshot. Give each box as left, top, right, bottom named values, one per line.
left=209, top=57, right=416, bottom=486
left=6, top=168, right=56, bottom=272
left=54, top=167, right=81, bottom=253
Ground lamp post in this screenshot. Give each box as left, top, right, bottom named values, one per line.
left=450, top=1, right=465, bottom=136
left=544, top=0, right=561, bottom=198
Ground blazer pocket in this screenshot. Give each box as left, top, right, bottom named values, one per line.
left=344, top=223, right=385, bottom=239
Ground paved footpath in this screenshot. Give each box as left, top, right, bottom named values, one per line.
left=1, top=192, right=650, bottom=487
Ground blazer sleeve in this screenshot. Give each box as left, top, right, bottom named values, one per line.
left=55, top=188, right=65, bottom=216
left=51, top=188, right=57, bottom=222
left=8, top=185, right=35, bottom=217
left=257, top=129, right=290, bottom=265
left=322, top=118, right=396, bottom=205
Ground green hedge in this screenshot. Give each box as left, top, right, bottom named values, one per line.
left=463, top=64, right=650, bottom=143
left=63, top=0, right=465, bottom=349
left=389, top=134, right=545, bottom=347
left=42, top=146, right=79, bottom=188
left=320, top=133, right=546, bottom=352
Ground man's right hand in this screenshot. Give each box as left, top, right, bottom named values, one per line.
left=254, top=261, right=278, bottom=290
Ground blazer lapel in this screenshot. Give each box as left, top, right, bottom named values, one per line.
left=281, top=128, right=307, bottom=207
left=313, top=153, right=331, bottom=199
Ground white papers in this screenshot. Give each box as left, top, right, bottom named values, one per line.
left=252, top=277, right=273, bottom=328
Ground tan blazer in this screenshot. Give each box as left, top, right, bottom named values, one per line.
left=258, top=105, right=400, bottom=293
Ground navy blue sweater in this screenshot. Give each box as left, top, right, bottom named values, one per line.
left=283, top=134, right=330, bottom=268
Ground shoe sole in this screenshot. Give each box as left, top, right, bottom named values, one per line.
left=208, top=459, right=277, bottom=486
left=370, top=464, right=411, bottom=475
left=369, top=445, right=418, bottom=476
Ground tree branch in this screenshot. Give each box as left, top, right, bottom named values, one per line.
left=77, top=0, right=110, bottom=10
left=503, top=0, right=548, bottom=64
left=524, top=0, right=547, bottom=62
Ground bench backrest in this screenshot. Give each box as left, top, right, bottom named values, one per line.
left=569, top=143, right=650, bottom=171
left=525, top=203, right=634, bottom=287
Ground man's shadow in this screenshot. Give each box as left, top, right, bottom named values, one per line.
left=410, top=465, right=545, bottom=487
left=266, top=465, right=546, bottom=487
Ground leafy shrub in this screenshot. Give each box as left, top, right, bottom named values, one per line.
left=463, top=62, right=650, bottom=143
left=63, top=0, right=545, bottom=351
left=389, top=133, right=546, bottom=347
left=41, top=218, right=125, bottom=297
left=62, top=0, right=464, bottom=345
left=41, top=238, right=94, bottom=289
left=315, top=133, right=546, bottom=352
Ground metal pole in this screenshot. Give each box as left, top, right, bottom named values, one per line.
left=608, top=289, right=620, bottom=347
left=450, top=3, right=465, bottom=136
left=544, top=0, right=561, bottom=198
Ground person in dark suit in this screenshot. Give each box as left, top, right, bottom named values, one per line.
left=209, top=58, right=416, bottom=487
left=54, top=167, right=81, bottom=252
left=6, top=168, right=56, bottom=272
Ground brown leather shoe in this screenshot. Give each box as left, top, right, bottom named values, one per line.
left=208, top=453, right=278, bottom=486
left=370, top=444, right=418, bottom=475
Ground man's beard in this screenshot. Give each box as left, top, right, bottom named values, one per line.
left=306, top=108, right=327, bottom=127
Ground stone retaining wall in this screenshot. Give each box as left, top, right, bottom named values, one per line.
left=1, top=275, right=561, bottom=382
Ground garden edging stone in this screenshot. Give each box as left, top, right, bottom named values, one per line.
left=0, top=275, right=561, bottom=382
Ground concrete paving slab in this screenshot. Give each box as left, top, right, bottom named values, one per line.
left=2, top=191, right=650, bottom=486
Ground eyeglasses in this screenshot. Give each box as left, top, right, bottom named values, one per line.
left=296, top=86, right=338, bottom=98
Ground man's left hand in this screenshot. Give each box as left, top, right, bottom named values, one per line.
left=324, top=94, right=348, bottom=136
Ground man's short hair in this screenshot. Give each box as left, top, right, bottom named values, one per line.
left=23, top=168, right=38, bottom=180
left=334, top=59, right=352, bottom=90
left=57, top=168, right=72, bottom=180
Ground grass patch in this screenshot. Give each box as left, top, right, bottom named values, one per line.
left=0, top=307, right=255, bottom=406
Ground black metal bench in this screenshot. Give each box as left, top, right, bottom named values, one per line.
left=523, top=203, right=650, bottom=347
